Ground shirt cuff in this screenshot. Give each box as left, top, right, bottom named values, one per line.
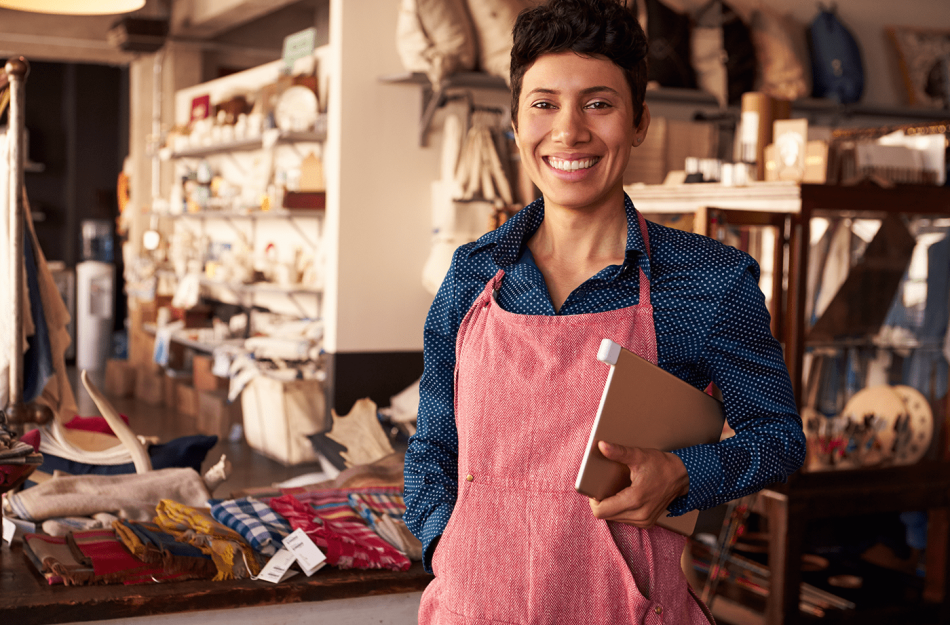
left=420, top=502, right=454, bottom=574
left=669, top=444, right=722, bottom=515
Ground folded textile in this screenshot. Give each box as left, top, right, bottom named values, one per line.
left=0, top=440, right=41, bottom=461
left=154, top=499, right=262, bottom=581
left=208, top=497, right=291, bottom=556
left=348, top=496, right=422, bottom=561
left=66, top=528, right=181, bottom=585
left=269, top=493, right=410, bottom=571
left=23, top=533, right=94, bottom=585
left=114, top=519, right=217, bottom=579
left=347, top=490, right=406, bottom=519
left=4, top=467, right=211, bottom=522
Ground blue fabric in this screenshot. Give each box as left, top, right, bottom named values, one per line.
left=404, top=194, right=806, bottom=572
left=905, top=236, right=950, bottom=399
left=22, top=435, right=218, bottom=488
left=22, top=229, right=54, bottom=402
left=208, top=497, right=291, bottom=556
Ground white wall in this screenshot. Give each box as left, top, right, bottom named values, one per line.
left=327, top=0, right=439, bottom=354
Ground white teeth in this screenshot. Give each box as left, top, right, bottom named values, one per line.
left=549, top=157, right=599, bottom=172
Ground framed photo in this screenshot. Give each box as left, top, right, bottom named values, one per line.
left=887, top=27, right=950, bottom=107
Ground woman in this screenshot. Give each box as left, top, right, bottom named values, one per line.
left=405, top=0, right=806, bottom=622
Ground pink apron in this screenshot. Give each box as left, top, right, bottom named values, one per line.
left=420, top=214, right=712, bottom=624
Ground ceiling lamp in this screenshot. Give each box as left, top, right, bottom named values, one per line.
left=0, top=0, right=145, bottom=15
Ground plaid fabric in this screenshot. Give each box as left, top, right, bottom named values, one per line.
left=154, top=499, right=263, bottom=581
left=268, top=493, right=410, bottom=571
left=66, top=528, right=184, bottom=585
left=347, top=491, right=406, bottom=521
left=23, top=533, right=92, bottom=585
left=114, top=520, right=216, bottom=580
left=209, top=496, right=291, bottom=556
left=293, top=489, right=407, bottom=558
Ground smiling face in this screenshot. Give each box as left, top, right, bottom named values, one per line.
left=513, top=51, right=650, bottom=215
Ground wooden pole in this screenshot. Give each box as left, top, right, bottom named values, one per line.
left=5, top=57, right=28, bottom=416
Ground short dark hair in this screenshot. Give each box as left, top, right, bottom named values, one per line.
left=510, top=0, right=648, bottom=129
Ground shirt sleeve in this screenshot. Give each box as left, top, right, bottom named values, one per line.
left=404, top=251, right=463, bottom=574
left=668, top=264, right=806, bottom=515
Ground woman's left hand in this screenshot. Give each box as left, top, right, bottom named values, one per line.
left=588, top=441, right=690, bottom=527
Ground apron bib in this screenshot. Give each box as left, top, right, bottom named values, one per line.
left=420, top=214, right=712, bottom=624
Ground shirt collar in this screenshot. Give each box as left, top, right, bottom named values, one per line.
left=470, top=193, right=650, bottom=279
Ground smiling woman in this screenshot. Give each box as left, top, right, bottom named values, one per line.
left=404, top=1, right=805, bottom=623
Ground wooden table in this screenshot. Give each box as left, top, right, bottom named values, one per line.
left=0, top=536, right=432, bottom=625
left=759, top=461, right=950, bottom=624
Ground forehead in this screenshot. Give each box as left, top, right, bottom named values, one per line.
left=519, top=51, right=631, bottom=98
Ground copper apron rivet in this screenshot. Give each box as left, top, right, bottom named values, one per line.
left=466, top=474, right=474, bottom=482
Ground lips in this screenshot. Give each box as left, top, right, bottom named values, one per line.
left=546, top=156, right=601, bottom=172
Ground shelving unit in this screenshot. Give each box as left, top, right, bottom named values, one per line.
left=628, top=180, right=950, bottom=624
left=383, top=71, right=950, bottom=147
left=164, top=127, right=327, bottom=159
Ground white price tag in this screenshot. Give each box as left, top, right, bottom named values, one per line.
left=1, top=498, right=34, bottom=545
left=253, top=547, right=299, bottom=584
left=2, top=517, right=15, bottom=546
left=282, top=528, right=327, bottom=576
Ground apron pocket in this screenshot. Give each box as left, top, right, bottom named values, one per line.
left=432, top=480, right=531, bottom=623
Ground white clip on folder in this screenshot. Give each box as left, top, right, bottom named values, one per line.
left=575, top=339, right=725, bottom=536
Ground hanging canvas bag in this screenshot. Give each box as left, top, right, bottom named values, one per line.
left=808, top=4, right=864, bottom=103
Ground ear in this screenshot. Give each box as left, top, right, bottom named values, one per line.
left=632, top=103, right=651, bottom=147
left=511, top=119, right=521, bottom=149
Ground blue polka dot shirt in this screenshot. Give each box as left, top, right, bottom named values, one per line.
left=405, top=193, right=806, bottom=573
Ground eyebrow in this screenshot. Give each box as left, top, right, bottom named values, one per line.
left=526, top=86, right=622, bottom=97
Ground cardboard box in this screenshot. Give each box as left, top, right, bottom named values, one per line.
left=198, top=390, right=243, bottom=439
left=104, top=359, right=137, bottom=397
left=129, top=325, right=160, bottom=374
left=134, top=366, right=164, bottom=405
left=241, top=375, right=327, bottom=465
left=177, top=383, right=199, bottom=418
left=193, top=355, right=228, bottom=392
left=164, top=370, right=192, bottom=409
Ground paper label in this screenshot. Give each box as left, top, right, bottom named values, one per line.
left=740, top=110, right=760, bottom=145
left=2, top=517, right=15, bottom=546
left=254, top=547, right=299, bottom=584
left=283, top=528, right=327, bottom=576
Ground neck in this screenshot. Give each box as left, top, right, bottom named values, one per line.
left=530, top=195, right=628, bottom=264
left=526, top=193, right=628, bottom=312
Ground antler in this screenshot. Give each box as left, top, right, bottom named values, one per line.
left=80, top=370, right=152, bottom=474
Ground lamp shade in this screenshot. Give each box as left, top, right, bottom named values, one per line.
left=0, top=0, right=145, bottom=14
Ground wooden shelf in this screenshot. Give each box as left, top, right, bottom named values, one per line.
left=165, top=128, right=327, bottom=159
left=152, top=208, right=323, bottom=220
left=382, top=71, right=950, bottom=146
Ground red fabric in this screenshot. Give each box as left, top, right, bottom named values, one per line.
left=20, top=415, right=131, bottom=452
left=69, top=528, right=176, bottom=585
left=420, top=213, right=710, bottom=624
left=268, top=494, right=410, bottom=571
left=64, top=414, right=131, bottom=435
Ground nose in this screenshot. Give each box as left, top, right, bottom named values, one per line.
left=551, top=106, right=590, bottom=145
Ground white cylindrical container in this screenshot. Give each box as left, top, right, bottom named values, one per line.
left=76, top=260, right=115, bottom=372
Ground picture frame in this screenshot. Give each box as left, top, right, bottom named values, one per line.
left=887, top=26, right=950, bottom=108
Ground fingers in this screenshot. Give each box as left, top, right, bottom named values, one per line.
left=597, top=440, right=639, bottom=464
left=589, top=491, right=653, bottom=525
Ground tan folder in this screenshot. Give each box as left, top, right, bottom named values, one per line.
left=575, top=339, right=725, bottom=536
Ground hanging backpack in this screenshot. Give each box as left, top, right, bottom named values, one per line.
left=808, top=4, right=864, bottom=104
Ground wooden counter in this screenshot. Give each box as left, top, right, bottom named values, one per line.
left=0, top=537, right=432, bottom=625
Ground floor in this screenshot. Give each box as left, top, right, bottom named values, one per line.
left=68, top=367, right=326, bottom=499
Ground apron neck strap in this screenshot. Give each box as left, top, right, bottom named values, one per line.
left=636, top=210, right=652, bottom=307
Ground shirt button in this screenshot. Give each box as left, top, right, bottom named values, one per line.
left=654, top=606, right=663, bottom=615
left=466, top=474, right=474, bottom=482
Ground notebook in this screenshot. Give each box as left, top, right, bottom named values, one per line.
left=575, top=339, right=725, bottom=536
